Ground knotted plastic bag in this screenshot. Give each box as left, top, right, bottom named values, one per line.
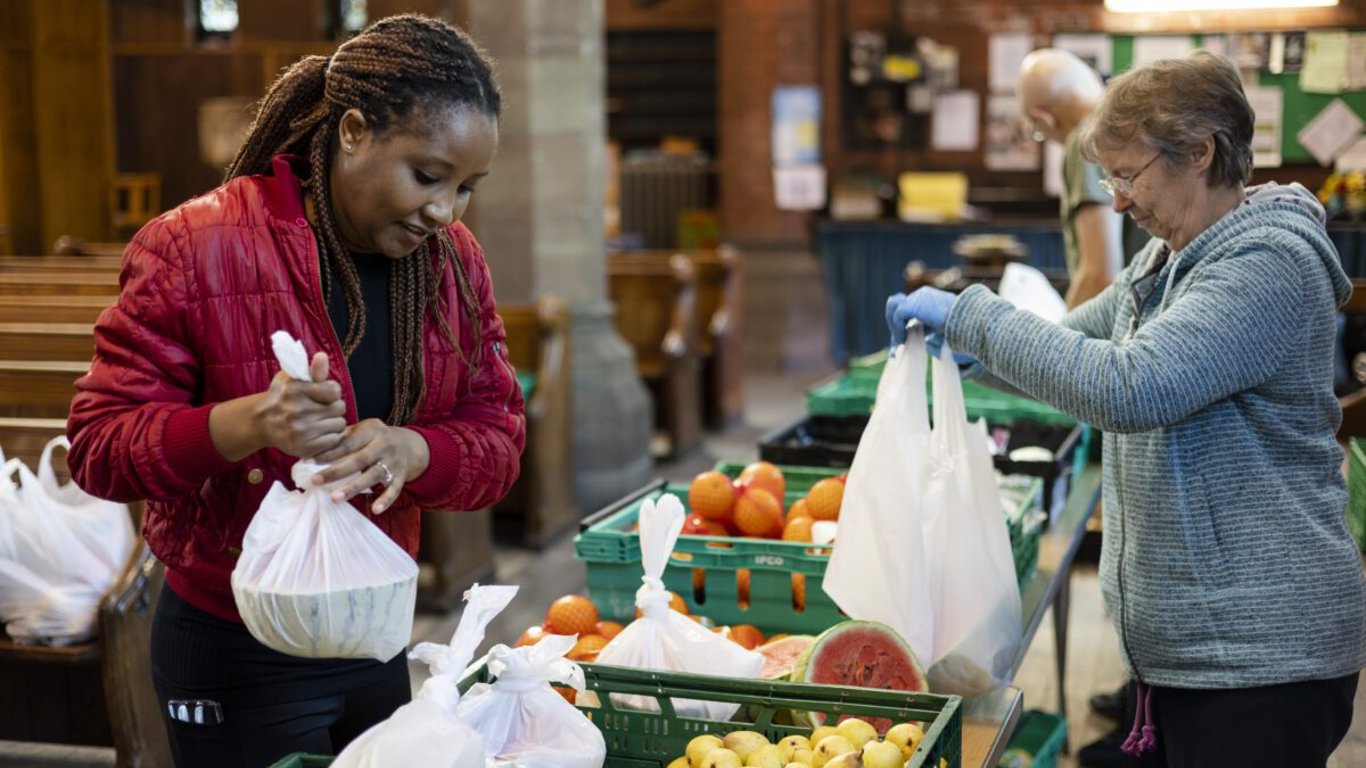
left=0, top=438, right=134, bottom=645
left=456, top=635, right=606, bottom=768
left=332, top=584, right=517, bottom=768
left=588, top=493, right=765, bottom=720
left=230, top=331, right=419, bottom=661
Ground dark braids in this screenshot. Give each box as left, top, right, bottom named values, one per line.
left=224, top=14, right=501, bottom=426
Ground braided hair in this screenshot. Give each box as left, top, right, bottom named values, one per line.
left=225, top=14, right=501, bottom=426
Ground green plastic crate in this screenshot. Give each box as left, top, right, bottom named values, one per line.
left=997, top=709, right=1067, bottom=768
left=713, top=460, right=844, bottom=495
left=270, top=661, right=964, bottom=768
left=1348, top=439, right=1366, bottom=552
left=575, top=476, right=1044, bottom=635
left=808, top=373, right=1078, bottom=429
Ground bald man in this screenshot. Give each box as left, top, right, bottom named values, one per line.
left=1019, top=49, right=1125, bottom=308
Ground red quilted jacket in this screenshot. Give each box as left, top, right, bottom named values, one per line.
left=67, top=156, right=526, bottom=622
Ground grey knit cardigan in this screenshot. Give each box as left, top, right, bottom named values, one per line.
left=946, top=183, right=1366, bottom=688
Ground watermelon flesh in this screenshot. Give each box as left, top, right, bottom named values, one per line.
left=790, top=620, right=928, bottom=729
left=756, top=635, right=814, bottom=679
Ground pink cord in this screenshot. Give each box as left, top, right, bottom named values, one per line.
left=1121, top=681, right=1158, bottom=757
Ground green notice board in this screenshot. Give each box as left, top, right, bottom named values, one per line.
left=1109, top=32, right=1366, bottom=166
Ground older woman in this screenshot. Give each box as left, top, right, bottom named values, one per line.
left=886, top=52, right=1366, bottom=766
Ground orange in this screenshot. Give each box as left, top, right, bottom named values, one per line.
left=781, top=515, right=814, bottom=542
left=806, top=477, right=846, bottom=521
left=595, top=620, right=624, bottom=641
left=515, top=624, right=546, bottom=647
left=688, top=471, right=737, bottom=521
left=733, top=486, right=783, bottom=537
left=786, top=498, right=812, bottom=522
left=552, top=685, right=577, bottom=704
left=736, top=568, right=751, bottom=609
left=568, top=633, right=609, bottom=661
left=729, top=624, right=766, bottom=650
left=791, top=572, right=807, bottom=612
left=737, top=461, right=785, bottom=503
left=681, top=513, right=727, bottom=537
left=545, top=594, right=600, bottom=636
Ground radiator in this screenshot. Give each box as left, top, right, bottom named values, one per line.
left=619, top=155, right=713, bottom=249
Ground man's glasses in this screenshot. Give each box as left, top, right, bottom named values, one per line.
left=1099, top=153, right=1161, bottom=198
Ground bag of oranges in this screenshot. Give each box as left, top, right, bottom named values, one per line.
left=587, top=493, right=764, bottom=720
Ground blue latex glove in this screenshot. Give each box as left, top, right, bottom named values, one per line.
left=927, top=331, right=978, bottom=366
left=885, top=287, right=959, bottom=345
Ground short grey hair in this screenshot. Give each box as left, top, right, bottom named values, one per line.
left=1079, top=51, right=1253, bottom=189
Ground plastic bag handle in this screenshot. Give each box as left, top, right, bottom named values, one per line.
left=37, top=435, right=71, bottom=493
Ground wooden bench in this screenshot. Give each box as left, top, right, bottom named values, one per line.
left=607, top=251, right=702, bottom=458
left=0, top=421, right=171, bottom=766
left=0, top=255, right=124, bottom=273
left=0, top=295, right=115, bottom=324
left=492, top=296, right=577, bottom=548
left=0, top=271, right=120, bottom=297
left=53, top=236, right=129, bottom=259
left=0, top=360, right=87, bottom=418
left=0, top=322, right=95, bottom=362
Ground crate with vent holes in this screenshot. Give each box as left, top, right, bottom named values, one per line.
left=574, top=479, right=840, bottom=636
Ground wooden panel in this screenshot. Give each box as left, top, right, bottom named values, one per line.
left=0, top=360, right=87, bottom=418
left=0, top=295, right=114, bottom=324
left=0, top=272, right=120, bottom=296
left=606, top=0, right=716, bottom=31
left=0, top=3, right=39, bottom=255
left=236, top=0, right=332, bottom=42
left=32, top=0, right=115, bottom=248
left=0, top=255, right=123, bottom=272
left=109, top=0, right=190, bottom=45
left=0, top=323, right=95, bottom=362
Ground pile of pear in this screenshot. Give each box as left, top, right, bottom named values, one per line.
left=666, top=717, right=943, bottom=768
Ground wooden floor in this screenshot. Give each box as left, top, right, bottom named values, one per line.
left=3, top=248, right=1364, bottom=766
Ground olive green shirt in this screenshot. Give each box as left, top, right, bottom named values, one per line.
left=1060, top=130, right=1109, bottom=276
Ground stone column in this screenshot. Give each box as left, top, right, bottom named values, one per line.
left=465, top=0, right=653, bottom=514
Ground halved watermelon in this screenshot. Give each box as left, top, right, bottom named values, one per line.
left=756, top=634, right=814, bottom=680
left=790, top=620, right=928, bottom=729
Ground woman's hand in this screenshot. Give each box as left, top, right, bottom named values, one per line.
left=210, top=352, right=346, bottom=462
left=310, top=420, right=431, bottom=514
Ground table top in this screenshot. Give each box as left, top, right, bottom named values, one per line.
left=960, top=463, right=1103, bottom=768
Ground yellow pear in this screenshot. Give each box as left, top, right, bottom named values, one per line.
left=700, top=748, right=743, bottom=768
left=860, top=740, right=904, bottom=768
left=884, top=722, right=924, bottom=759
left=667, top=758, right=690, bottom=768
left=777, top=735, right=811, bottom=756
left=783, top=764, right=808, bottom=768
left=835, top=718, right=877, bottom=750
left=809, top=725, right=839, bottom=746
left=723, top=730, right=771, bottom=762
left=745, top=744, right=788, bottom=768
left=790, top=747, right=817, bottom=766
left=822, top=752, right=862, bottom=768
left=811, top=735, right=857, bottom=768
left=688, top=734, right=726, bottom=766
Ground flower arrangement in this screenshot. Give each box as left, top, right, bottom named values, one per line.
left=1317, top=171, right=1366, bottom=221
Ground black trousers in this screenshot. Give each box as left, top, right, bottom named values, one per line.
left=1132, top=673, right=1358, bottom=768
left=150, top=584, right=410, bottom=768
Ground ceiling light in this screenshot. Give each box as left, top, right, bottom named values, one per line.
left=1106, top=0, right=1337, bottom=11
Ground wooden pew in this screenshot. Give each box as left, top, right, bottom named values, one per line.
left=52, top=236, right=129, bottom=259
left=0, top=271, right=120, bottom=297
left=0, top=322, right=95, bottom=362
left=607, top=251, right=702, bottom=458
left=0, top=420, right=171, bottom=766
left=492, top=296, right=577, bottom=547
left=0, top=296, right=114, bottom=324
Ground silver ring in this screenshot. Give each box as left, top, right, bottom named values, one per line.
left=375, top=461, right=394, bottom=486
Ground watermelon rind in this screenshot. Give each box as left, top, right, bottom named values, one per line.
left=788, top=620, right=928, bottom=728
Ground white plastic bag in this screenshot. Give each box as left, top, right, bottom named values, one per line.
left=998, top=262, right=1067, bottom=322
left=0, top=438, right=135, bottom=645
left=457, top=635, right=606, bottom=768
left=922, top=340, right=1021, bottom=695
left=332, top=584, right=515, bottom=768
left=230, top=331, right=419, bottom=661
left=823, top=329, right=936, bottom=665
left=589, top=493, right=765, bottom=720
left=824, top=327, right=1021, bottom=696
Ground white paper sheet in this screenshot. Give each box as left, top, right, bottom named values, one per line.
left=1133, top=36, right=1194, bottom=67
left=1301, top=31, right=1350, bottom=95
left=931, top=90, right=980, bottom=152
left=989, top=34, right=1033, bottom=93
left=1348, top=34, right=1366, bottom=91
left=984, top=95, right=1040, bottom=171
left=1245, top=86, right=1284, bottom=169
left=1297, top=98, right=1365, bottom=167
left=773, top=165, right=827, bottom=211
left=1052, top=33, right=1112, bottom=77
left=1335, top=137, right=1366, bottom=173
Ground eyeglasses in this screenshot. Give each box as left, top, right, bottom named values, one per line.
left=1099, top=154, right=1161, bottom=198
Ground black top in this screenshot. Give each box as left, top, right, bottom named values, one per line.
left=325, top=255, right=394, bottom=422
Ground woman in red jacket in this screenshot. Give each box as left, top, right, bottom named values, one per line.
left=66, top=15, right=525, bottom=767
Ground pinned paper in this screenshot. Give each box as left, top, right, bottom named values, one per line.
left=1245, top=86, right=1284, bottom=169
left=984, top=95, right=1040, bottom=171
left=1348, top=34, right=1366, bottom=91
left=1297, top=99, right=1364, bottom=167
left=1301, top=31, right=1349, bottom=94
left=773, top=166, right=827, bottom=211
left=1133, top=36, right=1194, bottom=67
left=931, top=90, right=979, bottom=152
left=989, top=34, right=1032, bottom=93
left=1053, top=33, right=1112, bottom=77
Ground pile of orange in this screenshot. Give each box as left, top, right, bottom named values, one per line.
left=516, top=594, right=624, bottom=664
left=685, top=463, right=848, bottom=544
